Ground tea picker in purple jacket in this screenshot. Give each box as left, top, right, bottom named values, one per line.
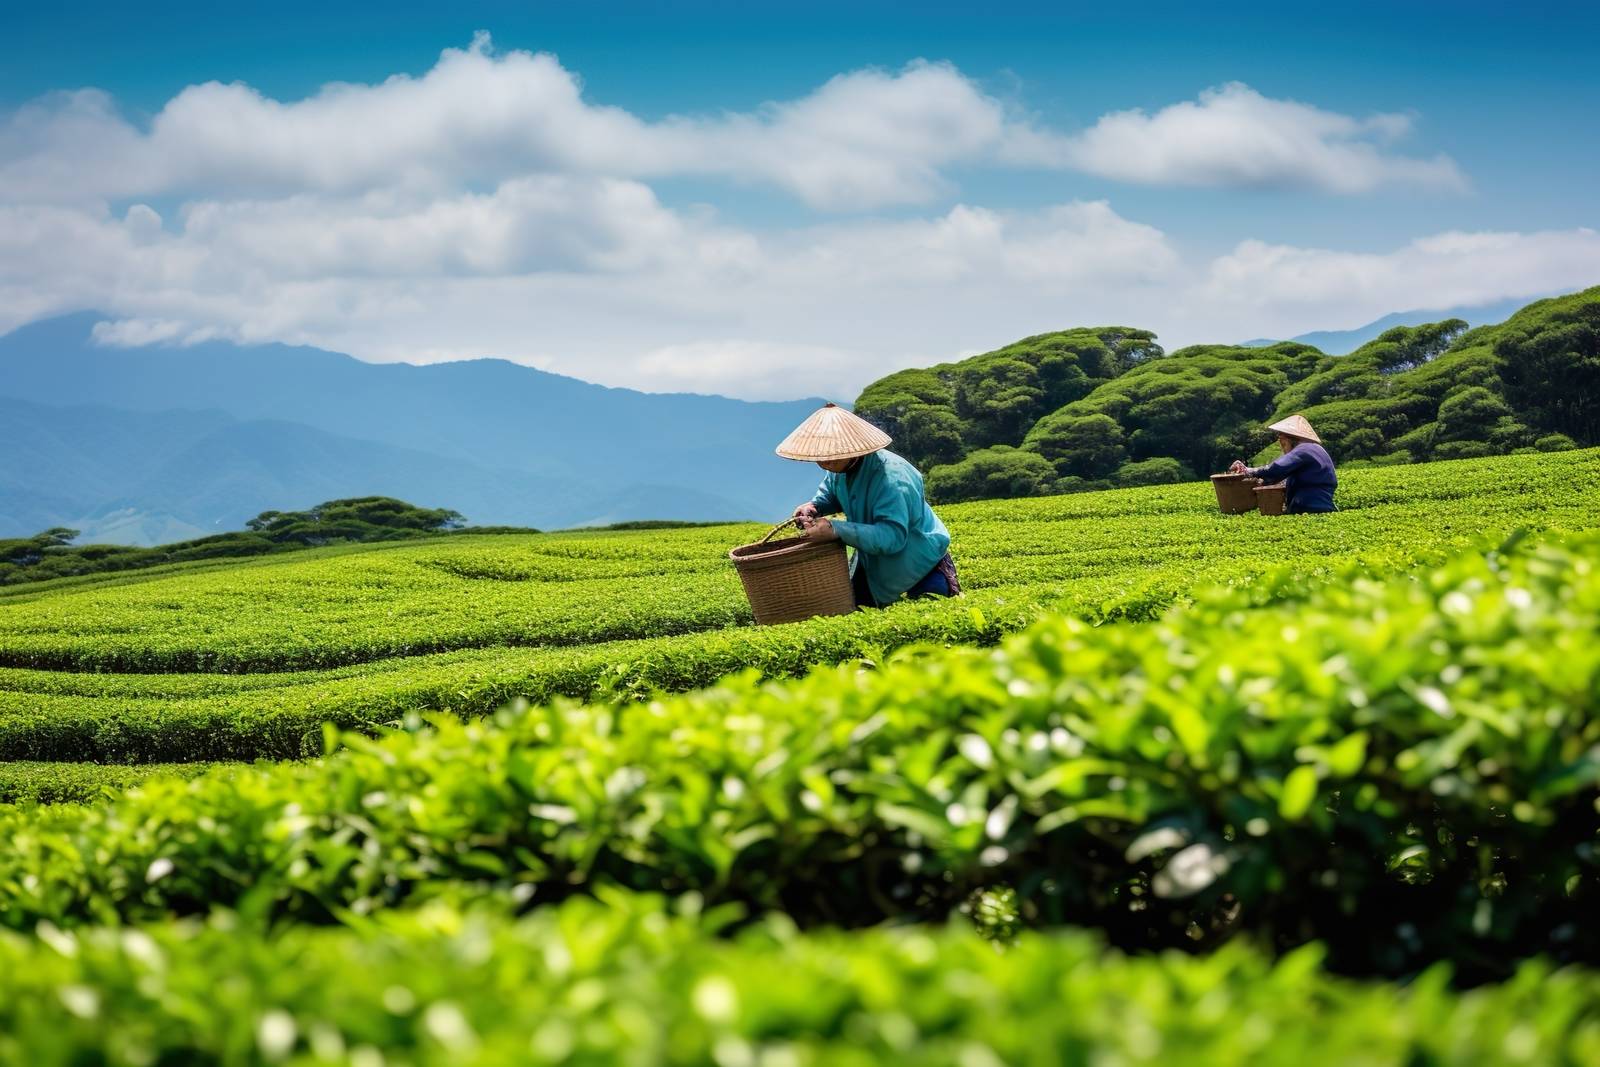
left=1228, top=414, right=1338, bottom=514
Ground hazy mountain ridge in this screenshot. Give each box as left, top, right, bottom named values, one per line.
left=0, top=315, right=824, bottom=543
left=8, top=292, right=1592, bottom=542
left=1241, top=294, right=1561, bottom=354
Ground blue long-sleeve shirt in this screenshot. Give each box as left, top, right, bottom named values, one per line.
left=1251, top=441, right=1337, bottom=513
left=809, top=450, right=951, bottom=605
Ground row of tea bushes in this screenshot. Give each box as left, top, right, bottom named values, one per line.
left=2, top=895, right=1598, bottom=1066
left=0, top=591, right=1037, bottom=763
left=1, top=532, right=1595, bottom=978
left=2, top=449, right=1595, bottom=675
left=0, top=563, right=752, bottom=673
left=0, top=528, right=1484, bottom=767
left=7, top=457, right=1600, bottom=766
left=0, top=760, right=239, bottom=805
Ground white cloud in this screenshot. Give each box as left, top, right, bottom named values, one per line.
left=3, top=42, right=1592, bottom=402
left=633, top=339, right=878, bottom=402
left=0, top=37, right=1012, bottom=211
left=15, top=171, right=1595, bottom=400
left=173, top=177, right=755, bottom=278
left=1187, top=227, right=1600, bottom=336
left=1013, top=82, right=1465, bottom=193
left=90, top=318, right=194, bottom=346
left=767, top=201, right=1178, bottom=289
left=3, top=193, right=1184, bottom=396
left=0, top=37, right=1463, bottom=210
left=0, top=89, right=158, bottom=202
left=697, top=61, right=1007, bottom=208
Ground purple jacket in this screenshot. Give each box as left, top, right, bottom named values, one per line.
left=1252, top=442, right=1337, bottom=512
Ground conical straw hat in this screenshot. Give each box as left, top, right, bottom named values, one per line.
left=1267, top=413, right=1321, bottom=444
left=775, top=403, right=892, bottom=461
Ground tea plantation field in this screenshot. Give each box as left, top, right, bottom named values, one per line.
left=2, top=448, right=1599, bottom=1063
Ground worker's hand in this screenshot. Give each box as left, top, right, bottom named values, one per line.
left=804, top=517, right=839, bottom=542
left=1229, top=460, right=1250, bottom=474
left=793, top=502, right=820, bottom=522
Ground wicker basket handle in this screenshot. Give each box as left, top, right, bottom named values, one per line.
left=761, top=516, right=805, bottom=543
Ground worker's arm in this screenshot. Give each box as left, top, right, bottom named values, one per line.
left=831, top=483, right=910, bottom=556
left=1249, top=448, right=1311, bottom=484
left=801, top=476, right=840, bottom=517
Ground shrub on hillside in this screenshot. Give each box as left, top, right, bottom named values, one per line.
left=0, top=497, right=487, bottom=586
left=1432, top=439, right=1498, bottom=460
left=1348, top=451, right=1412, bottom=469
left=1495, top=293, right=1600, bottom=444
left=1061, top=344, right=1322, bottom=478
left=246, top=496, right=465, bottom=545
left=925, top=446, right=1057, bottom=502
left=1117, top=456, right=1190, bottom=486
left=1023, top=411, right=1128, bottom=479
left=855, top=328, right=1162, bottom=471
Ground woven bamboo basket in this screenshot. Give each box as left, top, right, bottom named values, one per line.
left=1255, top=482, right=1288, bottom=516
left=1210, top=472, right=1262, bottom=514
left=730, top=518, right=856, bottom=625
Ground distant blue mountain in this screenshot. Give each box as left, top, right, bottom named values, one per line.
left=0, top=314, right=826, bottom=543
left=1240, top=294, right=1566, bottom=355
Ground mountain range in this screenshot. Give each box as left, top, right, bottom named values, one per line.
left=0, top=314, right=826, bottom=543
left=5, top=292, right=1585, bottom=545
left=1238, top=294, right=1563, bottom=353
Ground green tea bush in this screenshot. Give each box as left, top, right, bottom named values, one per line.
left=0, top=526, right=1477, bottom=766
left=0, top=449, right=1593, bottom=675
left=0, top=760, right=237, bottom=805
left=0, top=592, right=1038, bottom=762
left=1, top=531, right=1594, bottom=979
left=3, top=894, right=1598, bottom=1066
left=0, top=562, right=751, bottom=673
left=1, top=450, right=1596, bottom=771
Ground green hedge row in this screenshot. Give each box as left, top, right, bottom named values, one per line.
left=4, top=895, right=1599, bottom=1066
left=5, top=449, right=1597, bottom=676
left=0, top=567, right=752, bottom=674
left=0, top=592, right=1037, bottom=762
left=0, top=525, right=1510, bottom=766
left=0, top=761, right=239, bottom=805
left=1, top=533, right=1596, bottom=979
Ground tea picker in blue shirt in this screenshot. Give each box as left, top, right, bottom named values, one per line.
left=779, top=403, right=960, bottom=608
left=1229, top=414, right=1338, bottom=514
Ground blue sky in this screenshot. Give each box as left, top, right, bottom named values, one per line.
left=2, top=1, right=1597, bottom=398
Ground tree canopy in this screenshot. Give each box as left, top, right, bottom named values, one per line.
left=1025, top=342, right=1324, bottom=479
left=855, top=327, right=1162, bottom=471
left=851, top=287, right=1600, bottom=503
left=0, top=498, right=506, bottom=586
left=245, top=497, right=466, bottom=546
left=0, top=527, right=79, bottom=569
left=1495, top=291, right=1600, bottom=445
left=924, top=446, right=1058, bottom=503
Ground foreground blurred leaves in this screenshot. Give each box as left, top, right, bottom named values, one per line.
left=3, top=894, right=1599, bottom=1066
